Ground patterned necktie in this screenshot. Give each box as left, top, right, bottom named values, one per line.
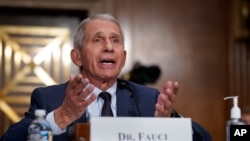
left=99, top=92, right=113, bottom=116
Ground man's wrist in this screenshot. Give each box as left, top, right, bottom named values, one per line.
left=54, top=107, right=74, bottom=129
left=46, top=111, right=67, bottom=135
left=170, top=109, right=181, bottom=117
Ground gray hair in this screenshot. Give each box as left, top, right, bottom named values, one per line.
left=73, top=13, right=125, bottom=49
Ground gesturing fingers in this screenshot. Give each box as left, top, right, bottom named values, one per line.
left=173, top=81, right=179, bottom=95
left=162, top=81, right=179, bottom=102
left=162, top=81, right=179, bottom=95
left=155, top=81, right=179, bottom=117
left=62, top=74, right=97, bottom=119
left=68, top=74, right=89, bottom=96
left=79, top=83, right=95, bottom=102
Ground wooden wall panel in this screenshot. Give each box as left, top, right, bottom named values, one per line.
left=230, top=41, right=250, bottom=107
left=114, top=0, right=228, bottom=141
left=228, top=0, right=250, bottom=110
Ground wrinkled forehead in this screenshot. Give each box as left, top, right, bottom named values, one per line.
left=87, top=19, right=121, bottom=33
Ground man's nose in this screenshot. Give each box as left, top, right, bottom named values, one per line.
left=103, top=40, right=113, bottom=52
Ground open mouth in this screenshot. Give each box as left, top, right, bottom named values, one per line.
left=100, top=59, right=115, bottom=64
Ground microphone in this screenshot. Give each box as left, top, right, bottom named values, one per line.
left=118, top=80, right=142, bottom=117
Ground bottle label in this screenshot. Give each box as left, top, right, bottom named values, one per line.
left=28, top=133, right=40, bottom=141
left=230, top=125, right=250, bottom=141
left=40, top=131, right=53, bottom=141
left=28, top=127, right=40, bottom=141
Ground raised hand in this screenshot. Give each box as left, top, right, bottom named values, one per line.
left=54, top=74, right=97, bottom=129
left=154, top=81, right=179, bottom=117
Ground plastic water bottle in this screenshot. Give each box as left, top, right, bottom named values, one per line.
left=27, top=109, right=53, bottom=141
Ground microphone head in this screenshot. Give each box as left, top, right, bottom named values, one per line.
left=118, top=81, right=127, bottom=89
left=118, top=80, right=134, bottom=92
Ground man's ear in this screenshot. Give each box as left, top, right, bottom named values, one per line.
left=70, top=49, right=82, bottom=67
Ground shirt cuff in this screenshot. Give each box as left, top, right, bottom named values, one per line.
left=46, top=111, right=66, bottom=135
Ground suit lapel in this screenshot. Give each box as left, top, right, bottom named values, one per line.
left=116, top=87, right=138, bottom=116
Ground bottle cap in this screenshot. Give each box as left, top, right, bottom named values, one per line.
left=35, top=109, right=46, bottom=117
left=224, top=96, right=241, bottom=119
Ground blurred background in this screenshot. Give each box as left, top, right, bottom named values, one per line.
left=0, top=0, right=249, bottom=141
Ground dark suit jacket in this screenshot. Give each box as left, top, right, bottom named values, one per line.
left=0, top=79, right=212, bottom=141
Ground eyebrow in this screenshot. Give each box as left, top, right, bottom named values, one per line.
left=94, top=31, right=121, bottom=39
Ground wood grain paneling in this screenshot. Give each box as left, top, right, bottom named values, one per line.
left=228, top=0, right=250, bottom=110
left=114, top=0, right=228, bottom=141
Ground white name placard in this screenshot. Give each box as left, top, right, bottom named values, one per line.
left=90, top=117, right=192, bottom=141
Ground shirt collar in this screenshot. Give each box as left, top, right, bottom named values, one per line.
left=93, top=81, right=117, bottom=96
